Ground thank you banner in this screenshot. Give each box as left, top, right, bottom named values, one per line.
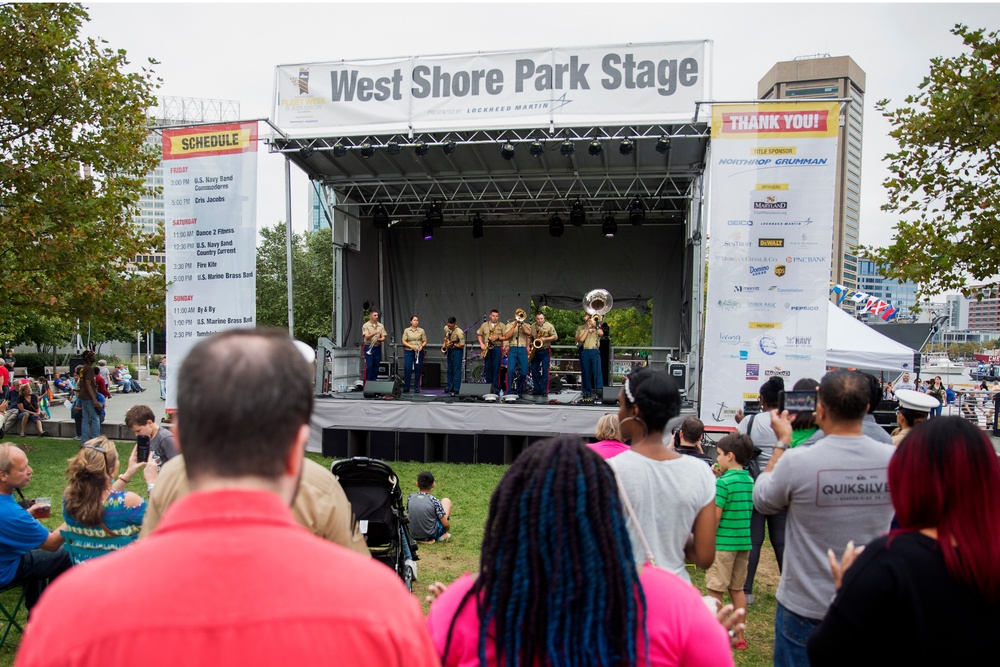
left=701, top=102, right=839, bottom=427
left=162, top=122, right=258, bottom=410
left=272, top=41, right=708, bottom=136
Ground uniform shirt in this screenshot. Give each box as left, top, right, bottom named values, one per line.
left=442, top=326, right=465, bottom=349
left=18, top=489, right=438, bottom=667
left=401, top=326, right=427, bottom=351
left=361, top=321, right=386, bottom=348
left=477, top=321, right=504, bottom=349
left=576, top=325, right=601, bottom=349
left=505, top=321, right=531, bottom=348
left=530, top=321, right=557, bottom=348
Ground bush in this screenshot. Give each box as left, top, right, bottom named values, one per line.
left=12, top=352, right=58, bottom=377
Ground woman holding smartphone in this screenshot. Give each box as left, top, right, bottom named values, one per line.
left=61, top=436, right=158, bottom=563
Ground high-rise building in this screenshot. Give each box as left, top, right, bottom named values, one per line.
left=758, top=55, right=865, bottom=312
left=966, top=284, right=1000, bottom=331
left=856, top=256, right=919, bottom=323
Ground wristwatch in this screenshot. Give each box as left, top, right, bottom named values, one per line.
left=774, top=441, right=790, bottom=451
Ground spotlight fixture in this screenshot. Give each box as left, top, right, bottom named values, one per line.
left=560, top=139, right=575, bottom=156
left=299, top=146, right=315, bottom=159
left=619, top=138, right=634, bottom=156
left=332, top=143, right=347, bottom=158
left=372, top=203, right=389, bottom=229
left=359, top=142, right=375, bottom=158
left=471, top=213, right=484, bottom=239
left=628, top=197, right=645, bottom=225
left=602, top=211, right=617, bottom=238
left=655, top=136, right=672, bottom=154
left=500, top=141, right=516, bottom=160
left=414, top=141, right=429, bottom=157
left=443, top=140, right=457, bottom=156
left=386, top=141, right=401, bottom=156
left=425, top=202, right=443, bottom=226
left=569, top=200, right=586, bottom=226
left=529, top=140, right=545, bottom=157
left=548, top=214, right=564, bottom=238
left=422, top=220, right=434, bottom=240
left=588, top=138, right=603, bottom=156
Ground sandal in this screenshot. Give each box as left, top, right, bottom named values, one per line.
left=734, top=640, right=748, bottom=651
left=39, top=431, right=50, bottom=437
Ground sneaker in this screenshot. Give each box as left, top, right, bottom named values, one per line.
left=436, top=532, right=451, bottom=542
left=745, top=593, right=755, bottom=605
left=414, top=389, right=421, bottom=394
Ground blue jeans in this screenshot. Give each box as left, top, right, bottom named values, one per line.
left=446, top=349, right=463, bottom=393
left=529, top=347, right=550, bottom=394
left=80, top=400, right=101, bottom=443
left=159, top=378, right=167, bottom=400
left=403, top=349, right=423, bottom=391
left=365, top=345, right=382, bottom=381
left=507, top=347, right=529, bottom=395
left=773, top=602, right=821, bottom=667
left=484, top=347, right=501, bottom=392
left=580, top=348, right=602, bottom=396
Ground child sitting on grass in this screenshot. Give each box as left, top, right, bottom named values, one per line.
left=707, top=433, right=755, bottom=650
left=406, top=471, right=452, bottom=544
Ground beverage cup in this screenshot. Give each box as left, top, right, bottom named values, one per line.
left=35, top=497, right=52, bottom=519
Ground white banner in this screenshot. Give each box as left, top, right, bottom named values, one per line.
left=162, top=122, right=258, bottom=411
left=273, top=42, right=709, bottom=137
left=701, top=102, right=840, bottom=428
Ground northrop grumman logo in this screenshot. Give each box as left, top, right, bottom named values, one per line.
left=754, top=196, right=788, bottom=210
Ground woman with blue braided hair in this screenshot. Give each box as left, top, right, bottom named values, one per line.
left=426, top=435, right=734, bottom=667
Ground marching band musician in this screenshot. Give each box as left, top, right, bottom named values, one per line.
left=576, top=313, right=604, bottom=401
left=529, top=312, right=558, bottom=397
left=477, top=310, right=504, bottom=393
left=442, top=317, right=465, bottom=397
left=361, top=309, right=387, bottom=382
left=503, top=308, right=532, bottom=396
left=401, top=315, right=427, bottom=394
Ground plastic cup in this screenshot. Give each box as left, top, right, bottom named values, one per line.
left=34, top=497, right=52, bottom=519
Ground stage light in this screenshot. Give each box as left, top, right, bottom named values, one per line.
left=570, top=200, right=586, bottom=226
left=619, top=138, right=634, bottom=156
left=386, top=141, right=401, bottom=156
left=359, top=142, right=375, bottom=158
left=414, top=141, right=429, bottom=157
left=500, top=141, right=516, bottom=160
left=426, top=202, right=443, bottom=226
left=471, top=213, right=484, bottom=239
left=548, top=214, right=564, bottom=238
left=560, top=140, right=575, bottom=156
left=655, top=136, right=672, bottom=154
left=299, top=146, right=315, bottom=159
left=422, top=220, right=434, bottom=240
left=529, top=140, right=545, bottom=157
left=372, top=203, right=389, bottom=229
left=588, top=138, right=603, bottom=157
left=602, top=212, right=617, bottom=238
left=628, top=197, right=645, bottom=225
left=332, top=143, right=347, bottom=158
left=443, top=141, right=457, bottom=156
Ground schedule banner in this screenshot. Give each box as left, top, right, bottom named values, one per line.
left=272, top=41, right=709, bottom=136
left=162, top=122, right=258, bottom=410
left=701, top=102, right=839, bottom=427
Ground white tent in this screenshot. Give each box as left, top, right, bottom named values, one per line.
left=826, top=302, right=917, bottom=372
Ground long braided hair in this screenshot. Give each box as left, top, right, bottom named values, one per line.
left=445, top=435, right=647, bottom=666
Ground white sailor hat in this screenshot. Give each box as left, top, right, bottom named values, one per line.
left=894, top=389, right=940, bottom=412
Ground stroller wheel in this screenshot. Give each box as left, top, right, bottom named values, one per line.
left=403, top=559, right=417, bottom=592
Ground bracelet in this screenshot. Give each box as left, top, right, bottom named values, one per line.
left=118, top=475, right=131, bottom=484
left=146, top=484, right=155, bottom=494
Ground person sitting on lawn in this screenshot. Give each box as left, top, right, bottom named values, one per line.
left=17, top=383, right=48, bottom=437
left=407, top=471, right=451, bottom=544
left=586, top=413, right=629, bottom=459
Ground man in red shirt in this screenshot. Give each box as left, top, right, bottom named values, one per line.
left=17, top=329, right=438, bottom=667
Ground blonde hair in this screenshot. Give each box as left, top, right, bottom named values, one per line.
left=63, top=436, right=119, bottom=526
left=594, top=413, right=622, bottom=442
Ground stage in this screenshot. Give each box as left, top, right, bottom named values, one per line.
left=308, top=387, right=621, bottom=464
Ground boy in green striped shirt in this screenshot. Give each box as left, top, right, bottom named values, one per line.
left=706, top=433, right=755, bottom=650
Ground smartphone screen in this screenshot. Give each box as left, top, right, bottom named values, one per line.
left=136, top=435, right=151, bottom=462
left=780, top=390, right=818, bottom=413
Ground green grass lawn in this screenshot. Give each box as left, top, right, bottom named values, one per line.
left=0, top=437, right=780, bottom=666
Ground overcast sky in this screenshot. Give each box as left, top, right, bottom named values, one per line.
left=83, top=1, right=999, bottom=247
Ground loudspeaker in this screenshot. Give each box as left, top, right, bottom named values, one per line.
left=601, top=386, right=620, bottom=405
left=377, top=362, right=397, bottom=380
left=668, top=362, right=687, bottom=395
left=363, top=379, right=401, bottom=399
left=421, top=362, right=441, bottom=389
left=458, top=383, right=492, bottom=399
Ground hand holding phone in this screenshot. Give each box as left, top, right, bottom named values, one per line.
left=136, top=435, right=151, bottom=463
left=779, top=390, right=818, bottom=413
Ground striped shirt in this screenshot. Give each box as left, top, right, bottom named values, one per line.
left=715, top=468, right=753, bottom=551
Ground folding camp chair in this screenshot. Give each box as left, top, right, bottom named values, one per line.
left=60, top=530, right=137, bottom=565
left=0, top=584, right=25, bottom=646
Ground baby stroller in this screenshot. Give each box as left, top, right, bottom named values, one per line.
left=330, top=457, right=419, bottom=592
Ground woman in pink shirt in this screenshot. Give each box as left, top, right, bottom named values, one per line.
left=586, top=413, right=630, bottom=459
left=426, top=435, right=734, bottom=667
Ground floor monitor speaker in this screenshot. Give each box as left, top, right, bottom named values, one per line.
left=458, top=383, right=492, bottom=399
left=363, top=379, right=401, bottom=399
left=601, top=386, right=620, bottom=405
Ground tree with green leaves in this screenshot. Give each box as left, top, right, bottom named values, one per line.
left=256, top=223, right=333, bottom=347
left=862, top=25, right=1000, bottom=303
left=0, top=3, right=165, bottom=339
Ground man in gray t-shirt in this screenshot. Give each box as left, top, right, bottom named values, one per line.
left=754, top=370, right=895, bottom=667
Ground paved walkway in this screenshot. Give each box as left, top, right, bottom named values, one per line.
left=40, top=383, right=169, bottom=440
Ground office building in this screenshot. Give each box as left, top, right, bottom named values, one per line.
left=855, top=256, right=919, bottom=322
